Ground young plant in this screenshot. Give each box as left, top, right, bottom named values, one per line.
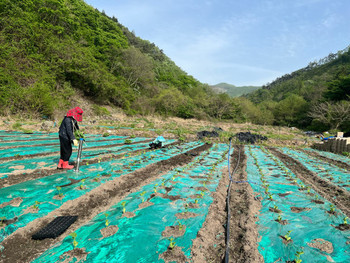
left=200, top=191, right=205, bottom=198
left=267, top=193, right=273, bottom=200
left=277, top=215, right=282, bottom=222
left=194, top=199, right=198, bottom=204
left=32, top=201, right=40, bottom=210
left=94, top=174, right=101, bottom=181
left=284, top=230, right=292, bottom=241
left=295, top=250, right=304, bottom=263
left=140, top=191, right=146, bottom=202
left=153, top=183, right=158, bottom=193
left=56, top=186, right=63, bottom=197
left=69, top=232, right=78, bottom=249
left=168, top=237, right=176, bottom=249
left=104, top=213, right=109, bottom=227
left=343, top=217, right=348, bottom=225
left=177, top=220, right=183, bottom=231
left=329, top=204, right=335, bottom=214
left=79, top=179, right=86, bottom=190
left=121, top=201, right=126, bottom=214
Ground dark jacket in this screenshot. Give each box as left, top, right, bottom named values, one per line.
left=59, top=116, right=79, bottom=141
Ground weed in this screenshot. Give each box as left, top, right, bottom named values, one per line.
left=69, top=232, right=78, bottom=249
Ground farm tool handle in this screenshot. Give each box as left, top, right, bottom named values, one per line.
left=75, top=138, right=85, bottom=172
left=224, top=137, right=241, bottom=263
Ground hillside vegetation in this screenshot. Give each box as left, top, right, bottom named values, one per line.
left=0, top=0, right=349, bottom=133
left=210, top=83, right=260, bottom=97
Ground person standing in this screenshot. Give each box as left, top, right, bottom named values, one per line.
left=57, top=107, right=83, bottom=169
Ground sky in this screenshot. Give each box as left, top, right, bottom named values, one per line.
left=84, top=0, right=350, bottom=86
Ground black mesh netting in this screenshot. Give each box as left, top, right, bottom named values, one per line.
left=235, top=132, right=267, bottom=144
left=32, top=216, right=78, bottom=240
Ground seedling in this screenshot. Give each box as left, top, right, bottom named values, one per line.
left=200, top=191, right=205, bottom=198
left=153, top=183, right=158, bottom=193
left=277, top=215, right=282, bottom=222
left=86, top=161, right=89, bottom=166
left=140, top=191, right=146, bottom=202
left=267, top=194, right=273, bottom=200
left=194, top=199, right=198, bottom=204
left=168, top=237, right=176, bottom=249
left=295, top=250, right=304, bottom=263
left=52, top=185, right=62, bottom=196
left=161, top=179, right=166, bottom=186
left=69, top=232, right=78, bottom=249
left=284, top=230, right=292, bottom=241
left=121, top=201, right=126, bottom=214
left=79, top=179, right=86, bottom=190
left=329, top=204, right=335, bottom=214
left=177, top=220, right=183, bottom=231
left=94, top=174, right=101, bottom=181
left=32, top=201, right=40, bottom=210
left=104, top=213, right=109, bottom=227
left=306, top=187, right=311, bottom=194
left=343, top=217, right=348, bottom=225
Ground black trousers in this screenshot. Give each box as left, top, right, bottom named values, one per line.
left=59, top=136, right=72, bottom=161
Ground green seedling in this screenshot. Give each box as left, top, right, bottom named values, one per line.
left=56, top=186, right=63, bottom=197
left=86, top=161, right=89, bottom=166
left=80, top=179, right=86, bottom=190
left=343, top=217, right=348, bottom=225
left=140, top=191, right=146, bottom=202
left=168, top=237, right=176, bottom=249
left=295, top=250, right=304, bottom=263
left=306, top=187, right=311, bottom=193
left=177, top=220, right=183, bottom=231
left=267, top=194, right=273, bottom=200
left=329, top=204, right=335, bottom=214
left=200, top=191, right=205, bottom=198
left=284, top=230, right=292, bottom=241
left=69, top=232, right=78, bottom=248
left=104, top=213, right=109, bottom=227
left=277, top=215, right=282, bottom=222
left=161, top=179, right=166, bottom=186
left=94, top=174, right=101, bottom=181
left=273, top=205, right=279, bottom=211
left=121, top=201, right=126, bottom=214
left=153, top=183, right=158, bottom=193
left=98, top=158, right=102, bottom=163
left=32, top=201, right=40, bottom=210
left=194, top=199, right=198, bottom=204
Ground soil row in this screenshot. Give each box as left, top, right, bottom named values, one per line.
left=270, top=147, right=350, bottom=218
left=0, top=143, right=211, bottom=263
left=190, top=145, right=262, bottom=262
left=0, top=140, right=158, bottom=189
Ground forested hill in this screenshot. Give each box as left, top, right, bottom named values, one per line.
left=210, top=83, right=260, bottom=97
left=244, top=47, right=350, bottom=131
left=0, top=0, right=238, bottom=120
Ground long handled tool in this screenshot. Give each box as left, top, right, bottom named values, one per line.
left=75, top=138, right=85, bottom=172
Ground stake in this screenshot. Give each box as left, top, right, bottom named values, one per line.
left=75, top=138, right=84, bottom=172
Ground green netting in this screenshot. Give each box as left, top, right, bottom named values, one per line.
left=305, top=148, right=350, bottom=166
left=1, top=138, right=202, bottom=243
left=32, top=144, right=231, bottom=263
left=246, top=146, right=350, bottom=263
left=280, top=148, right=350, bottom=192
left=0, top=135, right=147, bottom=159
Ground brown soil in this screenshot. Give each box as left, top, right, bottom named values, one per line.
left=191, top=145, right=263, bottom=263
left=334, top=223, right=350, bottom=231
left=307, top=238, right=334, bottom=254
left=161, top=225, right=186, bottom=238
left=138, top=201, right=154, bottom=209
left=269, top=147, right=350, bottom=218
left=159, top=246, right=188, bottom=263
left=59, top=248, right=89, bottom=263
left=279, top=235, right=293, bottom=245
left=100, top=225, right=119, bottom=238
left=269, top=207, right=282, bottom=213
left=175, top=212, right=199, bottom=219
left=290, top=207, right=312, bottom=213
left=0, top=143, right=211, bottom=263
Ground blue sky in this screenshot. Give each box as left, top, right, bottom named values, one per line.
left=85, top=0, right=350, bottom=86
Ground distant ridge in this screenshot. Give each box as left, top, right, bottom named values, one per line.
left=210, top=83, right=261, bottom=97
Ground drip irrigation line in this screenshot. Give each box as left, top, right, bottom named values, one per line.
left=224, top=138, right=241, bottom=263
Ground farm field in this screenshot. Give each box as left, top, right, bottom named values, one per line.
left=0, top=130, right=349, bottom=263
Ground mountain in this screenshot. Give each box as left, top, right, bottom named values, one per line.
left=210, top=83, right=261, bottom=97
left=0, top=0, right=238, bottom=120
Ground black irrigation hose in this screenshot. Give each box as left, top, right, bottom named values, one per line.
left=224, top=138, right=242, bottom=263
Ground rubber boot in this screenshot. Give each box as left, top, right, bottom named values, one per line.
left=62, top=161, right=74, bottom=169
left=57, top=159, right=64, bottom=169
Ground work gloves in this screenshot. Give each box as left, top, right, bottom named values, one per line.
left=73, top=139, right=78, bottom=146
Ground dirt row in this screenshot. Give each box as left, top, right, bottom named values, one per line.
left=0, top=139, right=158, bottom=189
left=270, top=148, right=350, bottom=218
left=0, top=143, right=211, bottom=263
left=191, top=145, right=262, bottom=263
